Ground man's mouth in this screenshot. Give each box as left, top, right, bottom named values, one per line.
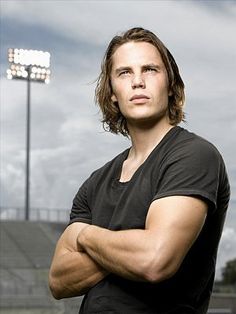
left=130, top=94, right=150, bottom=101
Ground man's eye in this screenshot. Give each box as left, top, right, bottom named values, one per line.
left=145, top=68, right=157, bottom=72
left=119, top=70, right=130, bottom=76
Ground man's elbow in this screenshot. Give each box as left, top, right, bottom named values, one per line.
left=48, top=274, right=64, bottom=300
left=141, top=254, right=180, bottom=284
left=50, top=287, right=63, bottom=300
left=144, top=265, right=177, bottom=284
left=49, top=272, right=85, bottom=299
left=48, top=269, right=75, bottom=300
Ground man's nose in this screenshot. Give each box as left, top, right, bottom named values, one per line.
left=131, top=73, right=145, bottom=89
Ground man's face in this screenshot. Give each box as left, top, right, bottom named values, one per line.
left=110, top=41, right=170, bottom=128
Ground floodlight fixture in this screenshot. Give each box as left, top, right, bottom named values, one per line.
left=7, top=48, right=51, bottom=84
left=6, top=47, right=51, bottom=221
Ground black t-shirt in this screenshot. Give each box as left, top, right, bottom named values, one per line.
left=70, top=126, right=230, bottom=314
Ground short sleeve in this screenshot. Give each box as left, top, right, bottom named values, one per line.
left=153, top=138, right=222, bottom=210
left=69, top=177, right=92, bottom=225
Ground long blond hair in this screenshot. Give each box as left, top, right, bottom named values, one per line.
left=95, top=27, right=185, bottom=136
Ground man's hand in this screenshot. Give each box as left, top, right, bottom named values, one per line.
left=77, top=224, right=91, bottom=251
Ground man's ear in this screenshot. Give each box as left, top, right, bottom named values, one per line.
left=168, top=88, right=173, bottom=96
left=111, top=94, right=118, bottom=102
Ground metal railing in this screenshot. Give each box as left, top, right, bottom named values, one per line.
left=0, top=207, right=69, bottom=223
left=208, top=309, right=232, bottom=313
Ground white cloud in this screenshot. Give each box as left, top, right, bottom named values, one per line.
left=2, top=1, right=236, bottom=49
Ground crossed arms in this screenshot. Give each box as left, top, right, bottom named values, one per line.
left=49, top=195, right=207, bottom=299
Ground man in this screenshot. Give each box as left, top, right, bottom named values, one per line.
left=49, top=27, right=230, bottom=313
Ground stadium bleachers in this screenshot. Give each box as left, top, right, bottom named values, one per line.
left=0, top=221, right=235, bottom=314
left=0, top=221, right=82, bottom=313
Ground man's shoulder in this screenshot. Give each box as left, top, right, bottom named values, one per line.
left=174, top=127, right=222, bottom=158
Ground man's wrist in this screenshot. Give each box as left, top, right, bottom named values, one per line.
left=77, top=224, right=93, bottom=249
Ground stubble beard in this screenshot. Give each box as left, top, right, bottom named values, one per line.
left=126, top=106, right=169, bottom=132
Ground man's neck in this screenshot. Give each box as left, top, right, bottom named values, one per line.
left=127, top=119, right=174, bottom=162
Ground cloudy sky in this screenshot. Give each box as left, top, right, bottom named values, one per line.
left=0, top=0, right=236, bottom=277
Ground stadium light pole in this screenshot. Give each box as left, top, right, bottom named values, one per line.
left=6, top=48, right=51, bottom=221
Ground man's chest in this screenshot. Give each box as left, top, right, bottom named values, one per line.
left=89, top=173, right=157, bottom=230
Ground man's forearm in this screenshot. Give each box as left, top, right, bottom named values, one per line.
left=49, top=250, right=108, bottom=299
left=78, top=225, right=154, bottom=282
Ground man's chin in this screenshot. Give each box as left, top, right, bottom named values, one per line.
left=127, top=114, right=168, bottom=130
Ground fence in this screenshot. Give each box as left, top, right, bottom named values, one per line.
left=0, top=207, right=69, bottom=222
